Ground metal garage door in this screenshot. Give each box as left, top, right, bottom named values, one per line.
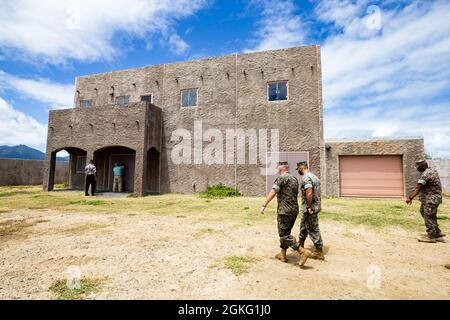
left=339, top=155, right=404, bottom=197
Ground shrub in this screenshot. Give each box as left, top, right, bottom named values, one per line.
left=200, top=183, right=241, bottom=198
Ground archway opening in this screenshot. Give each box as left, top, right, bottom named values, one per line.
left=47, top=147, right=87, bottom=191
left=93, top=146, right=136, bottom=192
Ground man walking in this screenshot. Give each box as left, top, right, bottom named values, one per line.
left=296, top=161, right=325, bottom=260
left=406, top=159, right=445, bottom=243
left=84, top=160, right=97, bottom=196
left=260, top=161, right=312, bottom=267
left=113, top=162, right=125, bottom=192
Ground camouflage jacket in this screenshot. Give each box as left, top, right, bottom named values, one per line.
left=418, top=168, right=442, bottom=205
left=300, top=172, right=322, bottom=213
left=272, top=172, right=299, bottom=215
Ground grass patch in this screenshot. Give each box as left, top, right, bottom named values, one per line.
left=49, top=277, right=105, bottom=300
left=0, top=219, right=42, bottom=237
left=68, top=199, right=107, bottom=206
left=224, top=255, right=259, bottom=276
left=200, top=183, right=241, bottom=198
left=62, top=222, right=110, bottom=235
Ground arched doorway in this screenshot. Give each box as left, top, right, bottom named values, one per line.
left=46, top=147, right=87, bottom=191
left=146, top=147, right=160, bottom=194
left=94, top=146, right=136, bottom=192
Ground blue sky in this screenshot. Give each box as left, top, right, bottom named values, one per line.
left=0, top=0, right=449, bottom=157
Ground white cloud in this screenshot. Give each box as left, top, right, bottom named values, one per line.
left=0, top=71, right=74, bottom=109
left=168, top=33, right=190, bottom=55
left=0, top=0, right=207, bottom=63
left=318, top=0, right=450, bottom=158
left=0, top=97, right=47, bottom=150
left=245, top=0, right=307, bottom=52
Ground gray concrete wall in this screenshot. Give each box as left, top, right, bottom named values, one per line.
left=69, top=45, right=324, bottom=196
left=428, top=160, right=450, bottom=192
left=0, top=158, right=68, bottom=186
left=325, top=138, right=425, bottom=197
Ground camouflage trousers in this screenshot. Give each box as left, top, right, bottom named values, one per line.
left=299, top=212, right=323, bottom=249
left=420, top=203, right=441, bottom=237
left=277, top=214, right=300, bottom=250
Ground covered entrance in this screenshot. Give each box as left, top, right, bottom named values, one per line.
left=94, top=146, right=136, bottom=192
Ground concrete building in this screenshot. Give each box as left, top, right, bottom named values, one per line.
left=43, top=45, right=424, bottom=198
left=43, top=45, right=325, bottom=196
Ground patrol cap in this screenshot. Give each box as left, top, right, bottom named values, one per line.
left=296, top=161, right=308, bottom=170
left=277, top=161, right=289, bottom=167
left=415, top=159, right=427, bottom=167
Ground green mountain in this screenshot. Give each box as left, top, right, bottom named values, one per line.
left=0, top=145, right=68, bottom=161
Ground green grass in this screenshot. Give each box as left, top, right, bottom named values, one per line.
left=0, top=185, right=448, bottom=232
left=49, top=277, right=105, bottom=300
left=224, top=255, right=259, bottom=276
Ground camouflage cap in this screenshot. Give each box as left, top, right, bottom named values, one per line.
left=296, top=161, right=308, bottom=170
left=415, top=159, right=427, bottom=166
left=277, top=161, right=289, bottom=167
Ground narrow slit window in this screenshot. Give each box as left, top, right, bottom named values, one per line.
left=268, top=81, right=288, bottom=101
left=181, top=89, right=198, bottom=107
left=80, top=99, right=92, bottom=108
left=115, top=95, right=130, bottom=105
left=141, top=94, right=153, bottom=103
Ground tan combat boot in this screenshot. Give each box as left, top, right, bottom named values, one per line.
left=310, top=247, right=325, bottom=260
left=297, top=247, right=311, bottom=267
left=275, top=249, right=288, bottom=263
left=417, top=234, right=436, bottom=243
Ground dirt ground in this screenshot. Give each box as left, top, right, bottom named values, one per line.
left=1, top=196, right=449, bottom=300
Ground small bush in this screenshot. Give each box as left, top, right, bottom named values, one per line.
left=200, top=183, right=241, bottom=198
left=49, top=277, right=105, bottom=300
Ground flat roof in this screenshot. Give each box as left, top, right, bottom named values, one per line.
left=76, top=44, right=320, bottom=79
left=325, top=136, right=423, bottom=143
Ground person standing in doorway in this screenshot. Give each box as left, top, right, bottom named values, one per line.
left=85, top=160, right=97, bottom=196
left=113, top=162, right=125, bottom=193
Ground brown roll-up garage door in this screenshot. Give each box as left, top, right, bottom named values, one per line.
left=339, top=155, right=404, bottom=197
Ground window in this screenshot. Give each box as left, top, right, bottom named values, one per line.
left=76, top=156, right=86, bottom=173
left=268, top=81, right=288, bottom=101
left=181, top=89, right=198, bottom=107
left=141, top=94, right=153, bottom=103
left=80, top=99, right=92, bottom=108
left=115, top=95, right=130, bottom=105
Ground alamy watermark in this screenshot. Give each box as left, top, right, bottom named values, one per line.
left=170, top=121, right=280, bottom=175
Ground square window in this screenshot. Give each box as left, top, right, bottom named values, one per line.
left=141, top=94, right=152, bottom=103
left=80, top=99, right=92, bottom=108
left=181, top=89, right=198, bottom=107
left=76, top=156, right=86, bottom=173
left=115, top=95, right=130, bottom=105
left=268, top=81, right=288, bottom=101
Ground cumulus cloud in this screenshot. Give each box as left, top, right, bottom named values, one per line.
left=247, top=0, right=450, bottom=157
left=0, top=97, right=47, bottom=150
left=0, top=0, right=207, bottom=63
left=244, top=0, right=307, bottom=52
left=0, top=71, right=74, bottom=109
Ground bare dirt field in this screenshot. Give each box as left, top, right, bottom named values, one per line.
left=0, top=186, right=449, bottom=300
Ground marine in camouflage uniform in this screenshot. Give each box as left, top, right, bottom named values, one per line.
left=260, top=161, right=311, bottom=266
left=273, top=170, right=300, bottom=251
left=297, top=161, right=324, bottom=260
left=406, top=159, right=445, bottom=243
